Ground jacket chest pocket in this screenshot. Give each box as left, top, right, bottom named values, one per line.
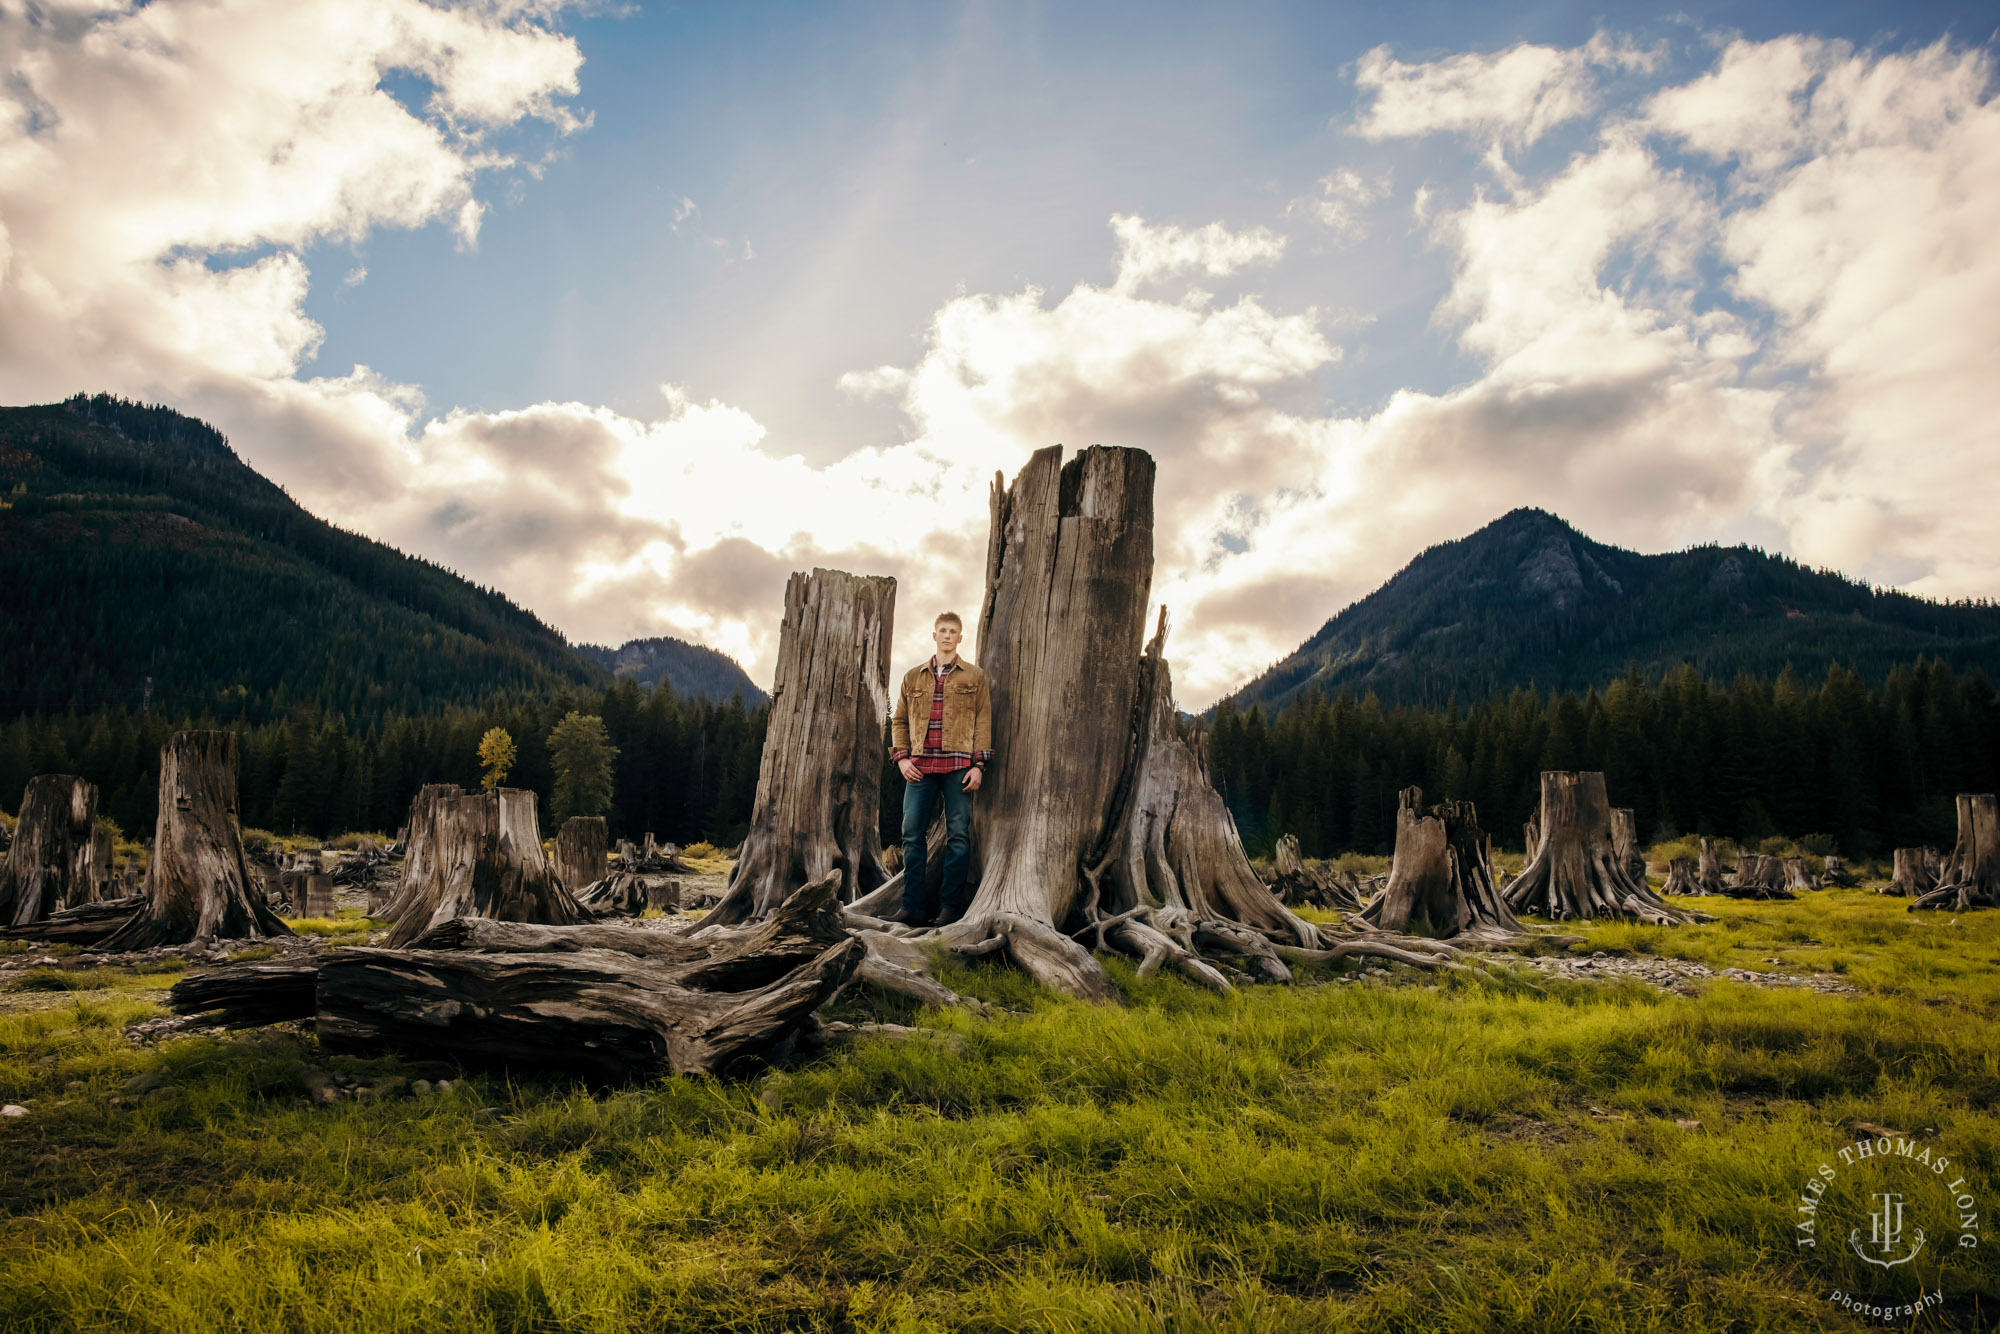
left=952, top=683, right=976, bottom=696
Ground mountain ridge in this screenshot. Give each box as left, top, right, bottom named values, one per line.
left=1218, top=507, right=2000, bottom=716
left=0, top=395, right=758, bottom=719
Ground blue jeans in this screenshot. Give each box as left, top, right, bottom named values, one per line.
left=901, top=769, right=973, bottom=924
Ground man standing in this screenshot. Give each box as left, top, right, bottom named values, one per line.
left=890, top=611, right=992, bottom=925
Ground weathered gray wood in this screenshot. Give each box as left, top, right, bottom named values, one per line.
left=1726, top=853, right=1793, bottom=900
left=1663, top=858, right=1699, bottom=896
left=1885, top=847, right=1931, bottom=897
left=384, top=787, right=592, bottom=947
left=99, top=732, right=292, bottom=949
left=1267, top=835, right=1365, bottom=911
left=170, top=874, right=858, bottom=1077
left=1781, top=856, right=1817, bottom=894
left=1363, top=787, right=1524, bottom=943
left=1822, top=855, right=1857, bottom=887
left=1695, top=837, right=1727, bottom=894
left=1912, top=795, right=2000, bottom=911
left=554, top=816, right=609, bottom=895
left=0, top=775, right=106, bottom=926
left=1503, top=772, right=1701, bottom=925
left=700, top=569, right=896, bottom=927
left=373, top=784, right=461, bottom=924
left=299, top=873, right=337, bottom=918
left=0, top=894, right=143, bottom=945
left=965, top=447, right=1154, bottom=952
left=1610, top=807, right=1644, bottom=882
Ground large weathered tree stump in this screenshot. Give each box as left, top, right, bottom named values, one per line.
left=1912, top=795, right=2000, bottom=912
left=1884, top=847, right=1931, bottom=897
left=554, top=816, right=609, bottom=894
left=1503, top=772, right=1701, bottom=925
left=700, top=569, right=897, bottom=928
left=99, top=732, right=292, bottom=950
left=384, top=787, right=592, bottom=947
left=849, top=450, right=1468, bottom=997
left=0, top=775, right=107, bottom=926
left=1362, top=787, right=1524, bottom=943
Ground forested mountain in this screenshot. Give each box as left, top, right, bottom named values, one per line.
left=0, top=395, right=602, bottom=721
left=1222, top=508, right=2000, bottom=715
left=576, top=636, right=767, bottom=707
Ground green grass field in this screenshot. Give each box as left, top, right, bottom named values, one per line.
left=0, top=889, right=1996, bottom=1331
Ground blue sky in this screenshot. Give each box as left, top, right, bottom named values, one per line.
left=3, top=0, right=1996, bottom=703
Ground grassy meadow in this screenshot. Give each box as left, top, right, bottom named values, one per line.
left=0, top=890, right=1996, bottom=1332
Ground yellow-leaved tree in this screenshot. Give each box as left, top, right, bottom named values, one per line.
left=477, top=727, right=517, bottom=791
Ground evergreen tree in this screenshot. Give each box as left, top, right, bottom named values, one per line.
left=547, top=712, right=618, bottom=823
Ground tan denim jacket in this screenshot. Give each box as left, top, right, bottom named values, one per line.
left=890, top=658, right=993, bottom=763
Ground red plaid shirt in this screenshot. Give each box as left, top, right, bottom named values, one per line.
left=894, top=657, right=994, bottom=775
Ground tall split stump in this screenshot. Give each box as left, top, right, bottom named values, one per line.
left=701, top=569, right=896, bottom=928
left=1912, top=795, right=2000, bottom=911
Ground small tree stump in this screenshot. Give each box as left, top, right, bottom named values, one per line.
left=1695, top=837, right=1727, bottom=895
left=701, top=569, right=897, bottom=927
left=1725, top=853, right=1793, bottom=900
left=649, top=879, right=681, bottom=912
left=1663, top=859, right=1699, bottom=896
left=384, top=787, right=592, bottom=947
left=300, top=873, right=337, bottom=918
left=1912, top=795, right=2000, bottom=912
left=1884, top=847, right=1931, bottom=897
left=99, top=732, right=292, bottom=950
left=0, top=775, right=106, bottom=926
left=554, top=816, right=609, bottom=894
left=1362, top=788, right=1524, bottom=943
left=1781, top=857, right=1817, bottom=894
left=1267, top=835, right=1362, bottom=910
left=1822, top=855, right=1857, bottom=888
left=1503, top=772, right=1700, bottom=925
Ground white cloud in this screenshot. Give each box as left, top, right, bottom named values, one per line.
left=1288, top=168, right=1389, bottom=240
left=1109, top=213, right=1286, bottom=294
left=0, top=0, right=583, bottom=497
left=1353, top=32, right=1659, bottom=148
left=4, top=12, right=1996, bottom=711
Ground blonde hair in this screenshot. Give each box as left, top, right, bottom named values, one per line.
left=934, top=611, right=964, bottom=630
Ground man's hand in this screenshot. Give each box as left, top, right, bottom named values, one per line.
left=961, top=766, right=983, bottom=793
left=897, top=758, right=921, bottom=783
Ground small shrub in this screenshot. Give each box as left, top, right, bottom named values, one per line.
left=327, top=831, right=390, bottom=851
left=682, top=841, right=720, bottom=860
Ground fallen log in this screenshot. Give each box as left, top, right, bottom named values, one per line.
left=0, top=895, right=144, bottom=946
left=168, top=875, right=861, bottom=1078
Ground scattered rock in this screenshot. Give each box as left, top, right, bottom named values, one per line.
left=1676, top=1119, right=1703, bottom=1132
left=121, top=1069, right=170, bottom=1095
left=411, top=1079, right=434, bottom=1097
left=1850, top=1120, right=1908, bottom=1139
left=1, top=1105, right=26, bottom=1118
